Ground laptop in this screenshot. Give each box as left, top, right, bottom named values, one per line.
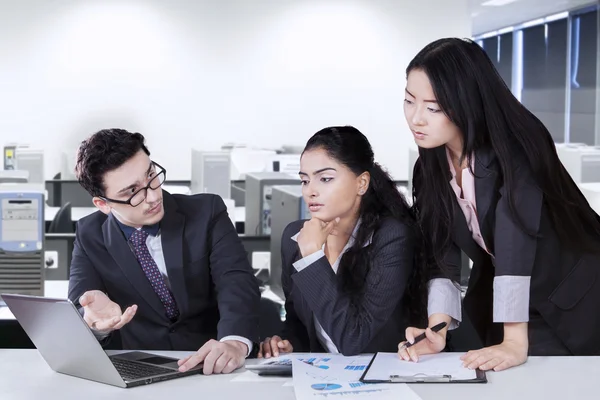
left=2, top=293, right=203, bottom=388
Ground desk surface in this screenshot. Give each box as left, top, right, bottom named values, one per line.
left=0, top=350, right=598, bottom=400
left=44, top=206, right=96, bottom=222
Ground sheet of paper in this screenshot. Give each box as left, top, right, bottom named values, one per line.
left=363, top=352, right=476, bottom=381
left=245, top=353, right=373, bottom=371
left=235, top=353, right=365, bottom=384
left=292, top=358, right=422, bottom=400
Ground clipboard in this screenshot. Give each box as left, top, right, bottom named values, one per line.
left=359, top=352, right=487, bottom=384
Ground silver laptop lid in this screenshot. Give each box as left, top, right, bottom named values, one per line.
left=2, top=294, right=126, bottom=388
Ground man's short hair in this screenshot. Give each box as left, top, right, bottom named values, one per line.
left=75, top=128, right=150, bottom=197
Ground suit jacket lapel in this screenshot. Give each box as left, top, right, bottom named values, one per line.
left=474, top=148, right=499, bottom=250
left=160, top=192, right=189, bottom=317
left=102, top=213, right=166, bottom=319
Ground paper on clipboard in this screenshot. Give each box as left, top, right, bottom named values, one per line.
left=361, top=353, right=477, bottom=382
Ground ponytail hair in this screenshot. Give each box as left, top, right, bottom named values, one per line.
left=303, top=126, right=427, bottom=325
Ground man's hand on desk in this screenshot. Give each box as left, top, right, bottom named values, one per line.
left=177, top=339, right=247, bottom=375
left=79, top=290, right=137, bottom=333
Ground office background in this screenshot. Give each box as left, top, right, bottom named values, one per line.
left=0, top=0, right=473, bottom=182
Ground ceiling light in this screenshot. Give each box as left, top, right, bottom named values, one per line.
left=497, top=26, right=514, bottom=34
left=481, top=0, right=519, bottom=6
left=545, top=11, right=568, bottom=22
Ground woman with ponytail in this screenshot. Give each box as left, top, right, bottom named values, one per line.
left=257, top=126, right=426, bottom=357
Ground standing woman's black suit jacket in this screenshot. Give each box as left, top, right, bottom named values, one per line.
left=279, top=217, right=415, bottom=356
left=416, top=147, right=600, bottom=355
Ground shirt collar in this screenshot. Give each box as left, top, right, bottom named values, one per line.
left=446, top=147, right=475, bottom=180
left=114, top=217, right=160, bottom=240
left=290, top=218, right=372, bottom=249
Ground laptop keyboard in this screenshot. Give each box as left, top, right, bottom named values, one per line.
left=111, top=358, right=175, bottom=381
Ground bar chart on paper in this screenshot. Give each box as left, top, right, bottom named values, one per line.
left=292, top=357, right=422, bottom=400
left=348, top=382, right=367, bottom=388
left=344, top=363, right=367, bottom=371
left=302, top=357, right=331, bottom=369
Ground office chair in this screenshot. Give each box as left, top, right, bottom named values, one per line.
left=259, top=297, right=284, bottom=341
left=48, top=202, right=73, bottom=233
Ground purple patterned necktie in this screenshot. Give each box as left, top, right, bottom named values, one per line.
left=129, top=229, right=179, bottom=320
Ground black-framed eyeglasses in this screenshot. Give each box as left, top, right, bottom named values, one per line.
left=101, top=162, right=167, bottom=207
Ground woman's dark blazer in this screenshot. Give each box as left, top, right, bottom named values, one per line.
left=415, top=146, right=600, bottom=355
left=279, top=217, right=415, bottom=356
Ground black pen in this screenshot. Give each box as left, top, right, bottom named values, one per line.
left=398, top=322, right=447, bottom=351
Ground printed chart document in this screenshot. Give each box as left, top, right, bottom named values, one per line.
left=292, top=358, right=422, bottom=399
left=361, top=352, right=485, bottom=383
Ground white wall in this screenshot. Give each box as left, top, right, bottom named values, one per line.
left=0, top=0, right=470, bottom=180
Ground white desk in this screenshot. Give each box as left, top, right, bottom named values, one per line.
left=580, top=182, right=600, bottom=215
left=45, top=206, right=97, bottom=222
left=1, top=281, right=283, bottom=320
left=0, top=350, right=598, bottom=399
left=44, top=206, right=246, bottom=223
left=162, top=185, right=191, bottom=195
left=0, top=281, right=70, bottom=320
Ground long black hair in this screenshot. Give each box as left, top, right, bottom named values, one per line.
left=303, top=126, right=427, bottom=325
left=408, top=38, right=600, bottom=275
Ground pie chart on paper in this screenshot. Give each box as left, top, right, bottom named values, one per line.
left=311, top=383, right=342, bottom=391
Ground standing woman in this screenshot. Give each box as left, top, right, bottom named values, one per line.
left=258, top=126, right=426, bottom=357
left=399, top=38, right=600, bottom=371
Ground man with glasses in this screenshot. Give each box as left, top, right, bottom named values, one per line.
left=68, top=128, right=260, bottom=375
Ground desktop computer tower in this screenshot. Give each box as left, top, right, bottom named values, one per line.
left=3, top=145, right=16, bottom=170
left=269, top=185, right=309, bottom=298
left=190, top=150, right=232, bottom=200
left=0, top=188, right=45, bottom=300
left=245, top=172, right=300, bottom=236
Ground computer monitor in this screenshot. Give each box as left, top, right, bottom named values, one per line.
left=190, top=150, right=231, bottom=200
left=245, top=172, right=300, bottom=236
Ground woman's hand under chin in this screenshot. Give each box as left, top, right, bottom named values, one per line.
left=297, top=217, right=340, bottom=257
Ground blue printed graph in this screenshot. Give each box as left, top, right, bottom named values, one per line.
left=300, top=357, right=330, bottom=369
left=349, top=382, right=366, bottom=388
left=313, top=389, right=387, bottom=398
left=311, top=383, right=343, bottom=391
left=343, top=365, right=366, bottom=371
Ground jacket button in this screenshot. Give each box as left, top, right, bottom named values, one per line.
left=170, top=328, right=176, bottom=333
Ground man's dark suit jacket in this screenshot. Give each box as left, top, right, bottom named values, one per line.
left=415, top=147, right=600, bottom=355
left=279, top=217, right=415, bottom=356
left=68, top=191, right=260, bottom=351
